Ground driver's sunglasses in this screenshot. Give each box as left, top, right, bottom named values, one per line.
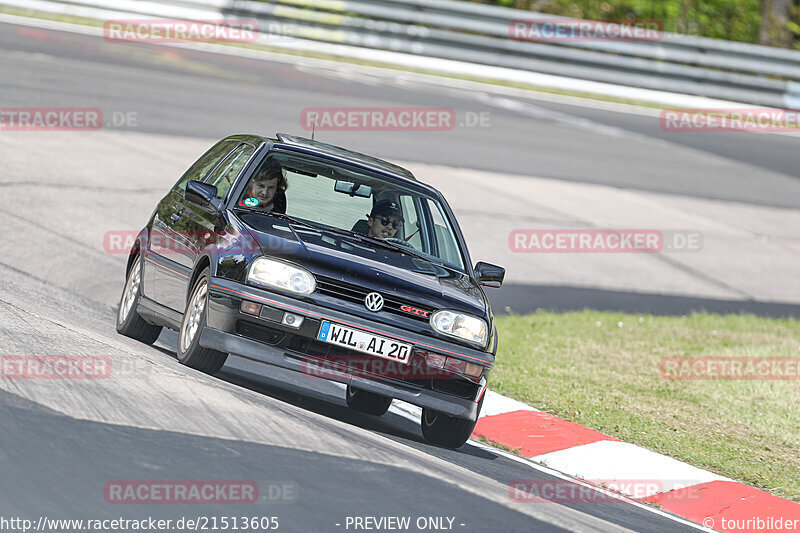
left=378, top=216, right=402, bottom=229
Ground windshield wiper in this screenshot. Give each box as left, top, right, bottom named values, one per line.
left=318, top=227, right=451, bottom=269
left=235, top=207, right=320, bottom=232
left=264, top=211, right=316, bottom=229
left=301, top=224, right=409, bottom=253
left=353, top=232, right=450, bottom=268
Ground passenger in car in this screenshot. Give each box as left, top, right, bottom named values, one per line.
left=239, top=159, right=287, bottom=213
left=364, top=200, right=404, bottom=240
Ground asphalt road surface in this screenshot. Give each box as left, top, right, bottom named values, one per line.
left=1, top=20, right=799, bottom=208
left=0, top=250, right=699, bottom=533
left=2, top=18, right=798, bottom=315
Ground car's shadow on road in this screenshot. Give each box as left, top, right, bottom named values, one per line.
left=151, top=328, right=498, bottom=463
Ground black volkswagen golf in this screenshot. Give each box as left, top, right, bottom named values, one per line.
left=116, top=133, right=505, bottom=448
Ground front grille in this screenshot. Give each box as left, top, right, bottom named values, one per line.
left=315, top=277, right=434, bottom=322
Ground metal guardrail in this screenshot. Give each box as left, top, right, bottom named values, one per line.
left=19, top=0, right=800, bottom=108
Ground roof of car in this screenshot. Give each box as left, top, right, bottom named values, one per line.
left=261, top=133, right=418, bottom=182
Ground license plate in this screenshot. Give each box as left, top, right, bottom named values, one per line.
left=317, top=321, right=411, bottom=364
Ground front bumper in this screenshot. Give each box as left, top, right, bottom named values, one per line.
left=202, top=277, right=490, bottom=420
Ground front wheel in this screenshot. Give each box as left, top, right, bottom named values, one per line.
left=116, top=255, right=162, bottom=344
left=421, top=395, right=484, bottom=448
left=345, top=385, right=392, bottom=416
left=177, top=268, right=227, bottom=374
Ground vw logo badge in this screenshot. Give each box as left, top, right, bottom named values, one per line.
left=364, top=292, right=384, bottom=312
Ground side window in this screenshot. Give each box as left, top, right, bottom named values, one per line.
left=425, top=198, right=463, bottom=268
left=205, top=143, right=256, bottom=200
left=399, top=195, right=423, bottom=250
left=174, top=140, right=236, bottom=193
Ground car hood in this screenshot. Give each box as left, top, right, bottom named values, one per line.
left=236, top=212, right=488, bottom=318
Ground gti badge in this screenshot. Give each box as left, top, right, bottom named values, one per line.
left=364, top=292, right=384, bottom=312
left=400, top=304, right=431, bottom=318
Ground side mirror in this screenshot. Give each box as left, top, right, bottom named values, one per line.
left=185, top=180, right=219, bottom=211
left=474, top=261, right=505, bottom=288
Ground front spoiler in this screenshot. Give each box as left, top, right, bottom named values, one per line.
left=202, top=276, right=489, bottom=420
left=200, top=327, right=484, bottom=420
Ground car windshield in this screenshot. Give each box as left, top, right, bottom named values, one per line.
left=234, top=151, right=466, bottom=271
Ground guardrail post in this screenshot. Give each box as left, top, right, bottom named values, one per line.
left=784, top=82, right=800, bottom=109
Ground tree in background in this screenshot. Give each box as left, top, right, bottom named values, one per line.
left=759, top=0, right=794, bottom=46
left=484, top=0, right=799, bottom=47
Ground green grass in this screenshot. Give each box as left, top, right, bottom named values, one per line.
left=478, top=436, right=523, bottom=455
left=492, top=311, right=800, bottom=501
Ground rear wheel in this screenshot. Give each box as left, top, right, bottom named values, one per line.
left=177, top=268, right=227, bottom=374
left=421, top=395, right=484, bottom=448
left=116, top=255, right=162, bottom=344
left=345, top=385, right=392, bottom=416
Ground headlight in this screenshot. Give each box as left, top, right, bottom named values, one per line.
left=430, top=310, right=487, bottom=345
left=247, top=257, right=316, bottom=295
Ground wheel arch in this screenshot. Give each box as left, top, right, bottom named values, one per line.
left=125, top=229, right=149, bottom=275
left=187, top=255, right=213, bottom=302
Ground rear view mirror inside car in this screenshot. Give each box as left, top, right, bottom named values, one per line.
left=334, top=180, right=372, bottom=198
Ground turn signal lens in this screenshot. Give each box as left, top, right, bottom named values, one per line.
left=464, top=362, right=484, bottom=378
left=445, top=358, right=467, bottom=374
left=240, top=301, right=262, bottom=315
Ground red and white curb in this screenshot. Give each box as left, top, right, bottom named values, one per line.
left=470, top=391, right=800, bottom=533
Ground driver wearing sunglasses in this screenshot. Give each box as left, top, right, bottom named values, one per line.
left=365, top=200, right=404, bottom=240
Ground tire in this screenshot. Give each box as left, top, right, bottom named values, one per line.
left=421, top=394, right=484, bottom=449
left=345, top=385, right=392, bottom=416
left=177, top=268, right=228, bottom=374
left=116, top=255, right=162, bottom=345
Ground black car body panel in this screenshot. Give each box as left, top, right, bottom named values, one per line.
left=129, top=134, right=504, bottom=422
